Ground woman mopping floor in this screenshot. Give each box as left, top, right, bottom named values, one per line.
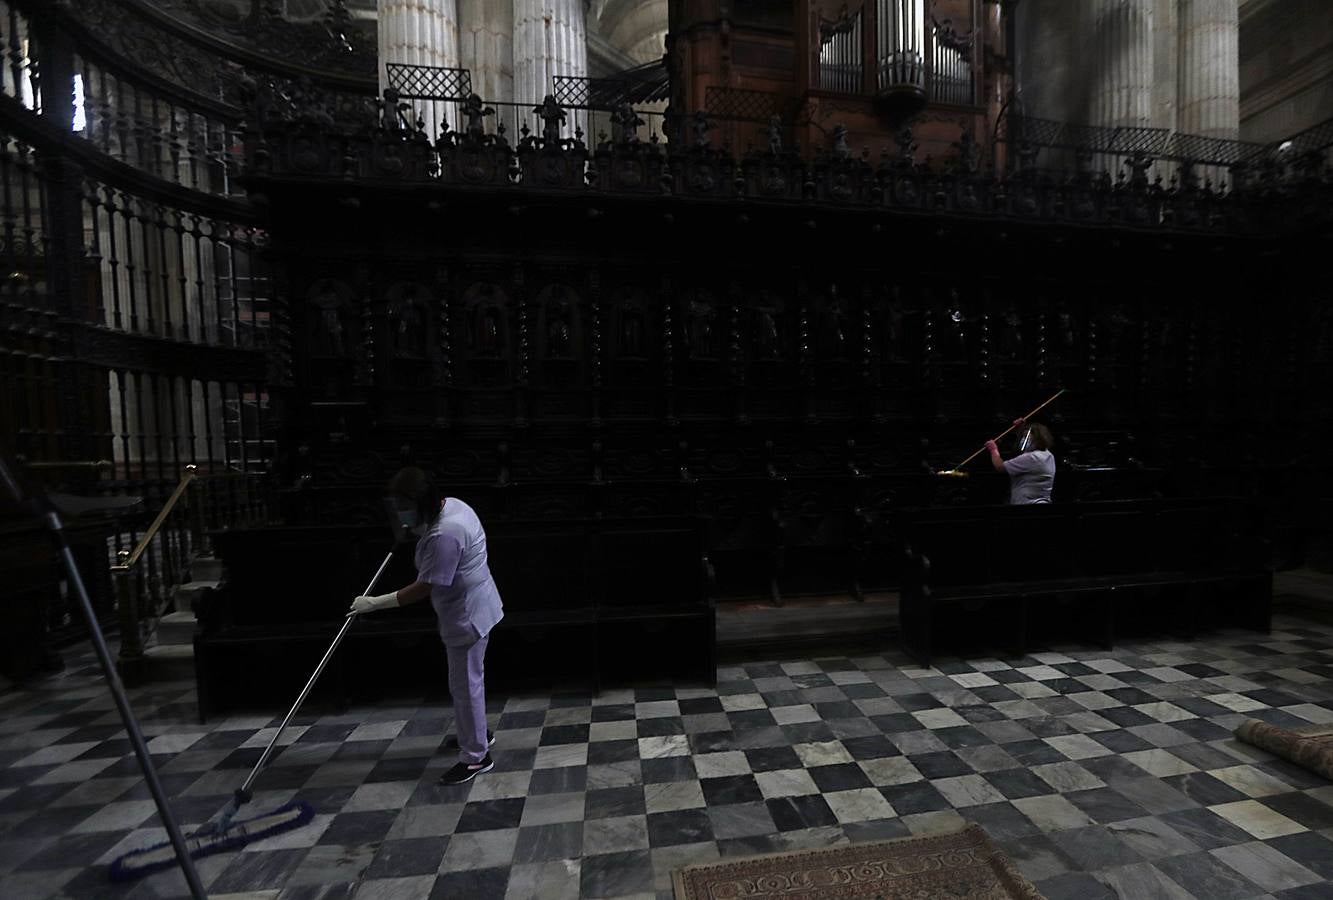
left=351, top=467, right=505, bottom=785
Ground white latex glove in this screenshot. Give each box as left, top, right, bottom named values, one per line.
left=348, top=592, right=398, bottom=616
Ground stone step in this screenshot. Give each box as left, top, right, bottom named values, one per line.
left=172, top=580, right=219, bottom=616
left=156, top=611, right=198, bottom=646
left=143, top=643, right=195, bottom=683
left=190, top=556, right=223, bottom=582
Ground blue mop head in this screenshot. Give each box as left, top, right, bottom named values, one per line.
left=107, top=799, right=315, bottom=883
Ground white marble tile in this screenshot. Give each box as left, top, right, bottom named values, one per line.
left=12, top=741, right=99, bottom=767
left=824, top=788, right=897, bottom=824
left=932, top=774, right=1006, bottom=808
left=1015, top=665, right=1064, bottom=681
left=1044, top=734, right=1114, bottom=760
left=901, top=809, right=967, bottom=836
left=793, top=741, right=853, bottom=767
left=520, top=792, right=586, bottom=827
left=949, top=672, right=998, bottom=688
left=858, top=756, right=925, bottom=787
left=1209, top=801, right=1307, bottom=840
left=69, top=799, right=160, bottom=833
left=504, top=859, right=581, bottom=900
left=1031, top=761, right=1106, bottom=792
left=720, top=693, right=766, bottom=712
left=544, top=706, right=593, bottom=726
left=1209, top=765, right=1298, bottom=799
left=1131, top=702, right=1195, bottom=723
left=637, top=735, right=689, bottom=759
left=241, top=725, right=310, bottom=748
left=343, top=780, right=416, bottom=812
left=1068, top=691, right=1122, bottom=711
left=1211, top=841, right=1321, bottom=891
left=534, top=744, right=588, bottom=769
left=354, top=875, right=439, bottom=900
left=1123, top=749, right=1199, bottom=778
left=754, top=768, right=820, bottom=799
left=634, top=700, right=680, bottom=719
left=1008, top=682, right=1058, bottom=700
left=588, top=721, right=638, bottom=742
left=693, top=751, right=751, bottom=778
left=467, top=770, right=533, bottom=801
left=1012, top=794, right=1096, bottom=831
left=770, top=704, right=821, bottom=725
left=643, top=780, right=706, bottom=814
left=911, top=708, right=968, bottom=729
left=439, top=828, right=519, bottom=872
left=1283, top=703, right=1333, bottom=724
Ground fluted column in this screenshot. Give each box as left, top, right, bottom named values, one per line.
left=513, top=0, right=588, bottom=104
left=1015, top=0, right=1082, bottom=123
left=458, top=0, right=514, bottom=104
left=378, top=0, right=461, bottom=137
left=1085, top=0, right=1154, bottom=128
left=1177, top=0, right=1239, bottom=138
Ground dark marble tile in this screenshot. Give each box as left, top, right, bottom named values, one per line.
left=590, top=704, right=635, bottom=722
left=528, top=764, right=587, bottom=796
left=364, top=837, right=447, bottom=878
left=1158, top=807, right=1255, bottom=851
left=1004, top=740, right=1067, bottom=766
left=963, top=801, right=1041, bottom=840
left=1267, top=833, right=1333, bottom=880
left=513, top=821, right=583, bottom=864
left=1262, top=791, right=1333, bottom=831
left=841, top=683, right=886, bottom=700
left=842, top=818, right=912, bottom=842
left=1167, top=742, right=1243, bottom=772
left=744, top=746, right=803, bottom=772
left=489, top=747, right=539, bottom=773
left=880, top=782, right=951, bottom=815
left=429, top=866, right=510, bottom=900
left=1065, top=787, right=1150, bottom=824
left=9, top=804, right=101, bottom=838
left=896, top=693, right=945, bottom=712
left=807, top=763, right=873, bottom=793
left=765, top=794, right=840, bottom=832
left=1080, top=754, right=1155, bottom=785
left=780, top=722, right=837, bottom=744
left=317, top=810, right=398, bottom=845
left=936, top=725, right=993, bottom=749
left=1034, top=871, right=1117, bottom=900
left=839, top=734, right=899, bottom=760
left=301, top=785, right=358, bottom=815
left=647, top=808, right=715, bottom=847
left=1155, top=850, right=1264, bottom=899
left=641, top=756, right=697, bottom=784
left=585, top=785, right=646, bottom=820
left=701, top=774, right=764, bottom=806
left=956, top=704, right=1008, bottom=724
left=454, top=797, right=525, bottom=833
left=579, top=848, right=654, bottom=897
left=635, top=685, right=678, bottom=701
left=984, top=768, right=1056, bottom=800
left=15, top=831, right=127, bottom=871
left=1098, top=707, right=1157, bottom=728
left=400, top=716, right=447, bottom=737
left=1047, top=825, right=1146, bottom=871
left=364, top=757, right=430, bottom=783
left=1161, top=772, right=1249, bottom=806
left=1091, top=729, right=1155, bottom=754
left=549, top=692, right=593, bottom=708
left=679, top=697, right=724, bottom=715
left=1021, top=716, right=1077, bottom=739
left=871, top=713, right=922, bottom=735
left=996, top=832, right=1077, bottom=884
left=971, top=685, right=1021, bottom=704
left=636, top=716, right=686, bottom=738
left=907, top=752, right=971, bottom=779
left=0, top=783, right=85, bottom=812
left=331, top=740, right=390, bottom=762
left=813, top=701, right=861, bottom=720
left=688, top=731, right=735, bottom=754
left=538, top=724, right=589, bottom=746
left=587, top=739, right=639, bottom=765
left=294, top=724, right=357, bottom=744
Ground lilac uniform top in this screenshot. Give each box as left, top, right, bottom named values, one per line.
left=414, top=498, right=504, bottom=647
left=1002, top=449, right=1055, bottom=504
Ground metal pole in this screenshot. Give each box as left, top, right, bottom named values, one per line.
left=0, top=458, right=206, bottom=900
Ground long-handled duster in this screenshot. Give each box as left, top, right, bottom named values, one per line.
left=934, top=389, right=1065, bottom=478
left=108, top=521, right=408, bottom=881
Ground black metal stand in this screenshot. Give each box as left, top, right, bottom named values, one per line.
left=0, top=457, right=206, bottom=899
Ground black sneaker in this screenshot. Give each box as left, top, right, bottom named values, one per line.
left=439, top=755, right=494, bottom=786
left=443, top=730, right=495, bottom=751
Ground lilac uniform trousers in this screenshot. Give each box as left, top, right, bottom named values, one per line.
left=415, top=499, right=504, bottom=765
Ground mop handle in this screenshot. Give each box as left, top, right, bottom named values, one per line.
left=239, top=548, right=397, bottom=797
left=951, top=388, right=1065, bottom=471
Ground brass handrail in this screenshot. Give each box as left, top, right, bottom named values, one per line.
left=110, top=465, right=197, bottom=572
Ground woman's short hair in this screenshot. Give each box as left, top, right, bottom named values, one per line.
left=387, top=467, right=439, bottom=524
left=1027, top=423, right=1054, bottom=451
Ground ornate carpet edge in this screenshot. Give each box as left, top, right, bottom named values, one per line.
left=671, top=823, right=1045, bottom=900
left=1235, top=718, right=1333, bottom=782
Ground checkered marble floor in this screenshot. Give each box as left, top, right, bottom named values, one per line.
left=2, top=615, right=1333, bottom=900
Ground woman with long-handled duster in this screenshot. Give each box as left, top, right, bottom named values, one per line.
left=936, top=389, right=1063, bottom=504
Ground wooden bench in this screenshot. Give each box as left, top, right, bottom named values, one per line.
left=194, top=516, right=714, bottom=717
left=897, top=498, right=1271, bottom=665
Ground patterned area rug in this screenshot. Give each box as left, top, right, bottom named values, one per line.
left=672, top=824, right=1043, bottom=899
left=1236, top=719, right=1333, bottom=782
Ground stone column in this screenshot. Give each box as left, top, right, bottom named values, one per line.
left=378, top=0, right=460, bottom=137
left=458, top=0, right=514, bottom=104
left=1177, top=0, right=1239, bottom=138
left=513, top=0, right=589, bottom=104
left=1015, top=0, right=1082, bottom=123
left=1085, top=0, right=1154, bottom=128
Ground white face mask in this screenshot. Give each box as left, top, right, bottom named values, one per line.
left=1018, top=428, right=1033, bottom=452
